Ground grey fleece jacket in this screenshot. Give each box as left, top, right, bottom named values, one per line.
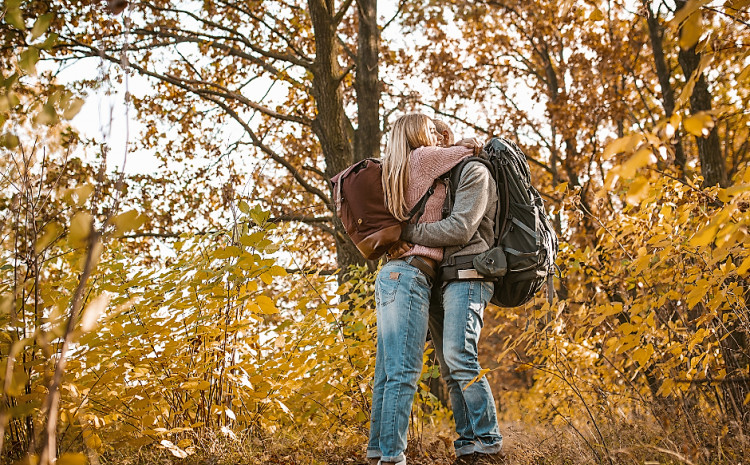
left=402, top=161, right=497, bottom=264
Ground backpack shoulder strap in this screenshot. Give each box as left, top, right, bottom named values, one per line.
left=407, top=179, right=439, bottom=223
left=447, top=156, right=494, bottom=200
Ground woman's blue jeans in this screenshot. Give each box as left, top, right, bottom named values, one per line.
left=429, top=280, right=503, bottom=457
left=368, top=259, right=432, bottom=463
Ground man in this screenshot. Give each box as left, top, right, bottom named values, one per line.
left=401, top=120, right=504, bottom=465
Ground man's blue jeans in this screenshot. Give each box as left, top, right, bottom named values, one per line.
left=368, top=259, right=432, bottom=463
left=429, top=280, right=503, bottom=457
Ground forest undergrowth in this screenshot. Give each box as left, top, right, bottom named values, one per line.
left=2, top=170, right=749, bottom=465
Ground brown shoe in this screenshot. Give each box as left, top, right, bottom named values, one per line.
left=368, top=459, right=380, bottom=465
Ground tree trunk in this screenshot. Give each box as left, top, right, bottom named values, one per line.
left=308, top=0, right=369, bottom=273
left=674, top=0, right=728, bottom=188
left=644, top=1, right=687, bottom=177
left=354, top=0, right=380, bottom=164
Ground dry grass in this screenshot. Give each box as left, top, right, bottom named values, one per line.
left=85, top=415, right=749, bottom=465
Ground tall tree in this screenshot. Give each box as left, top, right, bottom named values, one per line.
left=673, top=0, right=728, bottom=187
left=36, top=0, right=381, bottom=272
left=644, top=0, right=688, bottom=177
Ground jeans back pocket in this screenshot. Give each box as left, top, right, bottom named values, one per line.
left=376, top=269, right=401, bottom=307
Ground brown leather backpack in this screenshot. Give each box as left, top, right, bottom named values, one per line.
left=331, top=158, right=435, bottom=260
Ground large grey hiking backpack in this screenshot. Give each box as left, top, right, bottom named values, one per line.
left=443, top=137, right=559, bottom=307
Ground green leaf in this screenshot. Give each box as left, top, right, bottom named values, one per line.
left=39, top=32, right=58, bottom=50
left=4, top=6, right=25, bottom=31
left=1, top=72, right=19, bottom=90
left=62, top=97, right=85, bottom=120
left=19, top=47, right=40, bottom=75
left=30, top=13, right=54, bottom=41
left=238, top=200, right=250, bottom=213
left=0, top=132, right=20, bottom=149
left=35, top=101, right=58, bottom=126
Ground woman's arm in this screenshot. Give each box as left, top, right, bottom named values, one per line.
left=410, top=139, right=481, bottom=181
left=402, top=162, right=492, bottom=247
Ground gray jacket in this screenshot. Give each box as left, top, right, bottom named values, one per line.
left=402, top=161, right=496, bottom=264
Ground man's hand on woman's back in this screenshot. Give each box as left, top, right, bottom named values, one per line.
left=455, top=138, right=483, bottom=156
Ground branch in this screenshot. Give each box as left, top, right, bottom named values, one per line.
left=270, top=214, right=332, bottom=224
left=142, top=3, right=314, bottom=67
left=129, top=27, right=309, bottom=89
left=65, top=38, right=311, bottom=126
left=67, top=40, right=330, bottom=205
left=216, top=0, right=314, bottom=61
left=200, top=94, right=332, bottom=205
left=381, top=0, right=407, bottom=31
left=334, top=0, right=355, bottom=25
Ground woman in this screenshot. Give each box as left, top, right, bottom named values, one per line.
left=367, top=113, right=478, bottom=465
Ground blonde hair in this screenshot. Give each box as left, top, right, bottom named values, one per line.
left=382, top=113, right=435, bottom=221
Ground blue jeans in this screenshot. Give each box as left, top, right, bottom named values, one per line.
left=368, top=259, right=432, bottom=463
left=429, top=280, right=502, bottom=456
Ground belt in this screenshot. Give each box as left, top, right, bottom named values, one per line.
left=403, top=255, right=438, bottom=282
left=440, top=254, right=492, bottom=281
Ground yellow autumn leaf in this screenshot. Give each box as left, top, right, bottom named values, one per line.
left=717, top=183, right=750, bottom=203
left=589, top=8, right=604, bottom=21
left=689, top=223, right=718, bottom=247
left=618, top=148, right=653, bottom=178
left=602, top=134, right=643, bottom=160
left=35, top=222, right=63, bottom=253
left=58, top=453, right=88, bottom=465
left=737, top=256, right=750, bottom=276
left=686, top=280, right=710, bottom=308
left=671, top=0, right=710, bottom=26
left=177, top=438, right=193, bottom=448
left=112, top=209, right=146, bottom=235
left=80, top=293, right=110, bottom=332
left=69, top=212, right=93, bottom=247
left=625, top=177, right=650, bottom=205
left=62, top=97, right=85, bottom=120
left=725, top=0, right=750, bottom=11
left=82, top=429, right=102, bottom=450
left=683, top=113, right=714, bottom=137
left=679, top=12, right=702, bottom=50
left=160, top=440, right=188, bottom=458
left=256, top=295, right=278, bottom=314
left=632, top=345, right=654, bottom=367
left=688, top=328, right=709, bottom=351
left=463, top=368, right=491, bottom=390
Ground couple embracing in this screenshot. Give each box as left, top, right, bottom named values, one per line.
left=368, top=113, right=504, bottom=465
